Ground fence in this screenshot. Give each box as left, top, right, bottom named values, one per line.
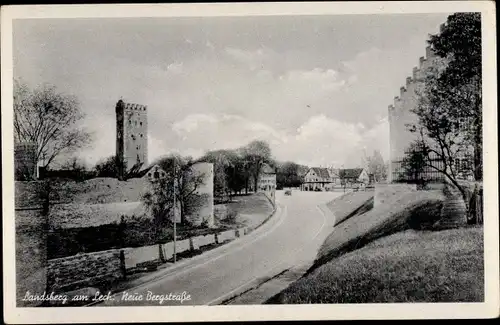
left=46, top=226, right=248, bottom=293
left=391, top=153, right=445, bottom=183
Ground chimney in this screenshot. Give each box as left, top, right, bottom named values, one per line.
left=412, top=67, right=419, bottom=80
left=406, top=77, right=412, bottom=87
left=400, top=86, right=406, bottom=97
left=394, top=96, right=400, bottom=103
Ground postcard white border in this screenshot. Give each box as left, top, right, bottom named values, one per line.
left=2, top=1, right=498, bottom=323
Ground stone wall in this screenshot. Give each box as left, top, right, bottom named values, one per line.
left=47, top=249, right=123, bottom=293
left=16, top=208, right=47, bottom=307
left=46, top=226, right=249, bottom=293
left=14, top=142, right=37, bottom=180
left=374, top=183, right=417, bottom=207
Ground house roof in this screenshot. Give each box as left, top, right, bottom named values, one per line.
left=328, top=168, right=340, bottom=178
left=310, top=167, right=330, bottom=179
left=261, top=163, right=276, bottom=174
left=339, top=168, right=364, bottom=179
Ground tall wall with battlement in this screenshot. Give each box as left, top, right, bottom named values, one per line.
left=387, top=26, right=444, bottom=183
left=116, top=100, right=148, bottom=178
left=14, top=142, right=38, bottom=181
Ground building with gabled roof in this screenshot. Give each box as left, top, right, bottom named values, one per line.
left=257, top=163, right=277, bottom=192
left=339, top=168, right=370, bottom=185
left=301, top=167, right=340, bottom=191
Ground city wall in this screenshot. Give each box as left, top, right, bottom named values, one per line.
left=46, top=227, right=248, bottom=295
left=14, top=142, right=37, bottom=181
left=387, top=24, right=445, bottom=182
left=16, top=208, right=47, bottom=307
left=47, top=249, right=123, bottom=293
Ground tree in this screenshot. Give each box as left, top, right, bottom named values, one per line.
left=399, top=142, right=429, bottom=187
left=427, top=12, right=482, bottom=180
left=198, top=150, right=234, bottom=202
left=94, top=155, right=120, bottom=178
left=404, top=13, right=482, bottom=218
left=365, top=150, right=387, bottom=183
left=240, top=140, right=273, bottom=192
left=276, top=161, right=303, bottom=189
left=141, top=176, right=174, bottom=240
left=142, top=154, right=207, bottom=229
left=13, top=80, right=92, bottom=168
left=60, top=156, right=89, bottom=182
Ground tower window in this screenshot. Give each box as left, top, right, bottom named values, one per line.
left=140, top=122, right=143, bottom=126
left=129, top=120, right=131, bottom=125
left=140, top=134, right=143, bottom=138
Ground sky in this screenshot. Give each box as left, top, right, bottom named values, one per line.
left=13, top=13, right=450, bottom=168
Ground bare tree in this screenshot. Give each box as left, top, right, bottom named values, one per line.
left=13, top=80, right=92, bottom=168
left=365, top=150, right=387, bottom=183
left=240, top=140, right=273, bottom=192
left=142, top=177, right=175, bottom=240
left=142, top=154, right=208, bottom=233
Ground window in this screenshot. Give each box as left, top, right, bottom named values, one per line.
left=140, top=122, right=143, bottom=126
left=135, top=121, right=137, bottom=126
left=140, top=134, right=143, bottom=138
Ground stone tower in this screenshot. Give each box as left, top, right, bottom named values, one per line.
left=115, top=99, right=148, bottom=179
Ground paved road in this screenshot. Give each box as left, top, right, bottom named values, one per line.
left=99, top=190, right=343, bottom=306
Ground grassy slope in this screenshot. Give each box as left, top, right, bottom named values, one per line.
left=224, top=193, right=274, bottom=229
left=315, top=190, right=444, bottom=268
left=269, top=227, right=483, bottom=303
left=326, top=191, right=374, bottom=225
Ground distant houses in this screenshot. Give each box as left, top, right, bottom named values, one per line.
left=339, top=168, right=369, bottom=188
left=301, top=167, right=370, bottom=191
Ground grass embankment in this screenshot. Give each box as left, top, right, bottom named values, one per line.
left=269, top=227, right=483, bottom=303
left=217, top=193, right=274, bottom=230
left=315, top=190, right=445, bottom=269
left=267, top=189, right=484, bottom=303
left=326, top=191, right=374, bottom=226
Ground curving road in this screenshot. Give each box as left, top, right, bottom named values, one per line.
left=99, top=190, right=342, bottom=306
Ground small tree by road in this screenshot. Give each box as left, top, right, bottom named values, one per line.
left=142, top=154, right=207, bottom=237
